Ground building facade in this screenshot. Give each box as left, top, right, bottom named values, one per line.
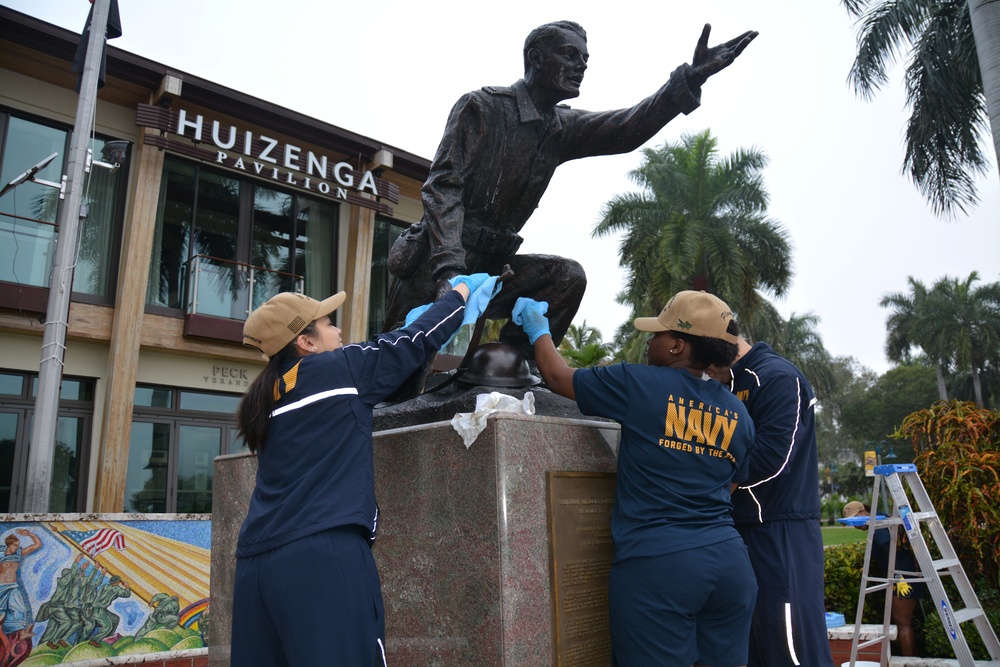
left=0, top=6, right=429, bottom=515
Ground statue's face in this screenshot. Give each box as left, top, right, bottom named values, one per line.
left=534, top=28, right=589, bottom=102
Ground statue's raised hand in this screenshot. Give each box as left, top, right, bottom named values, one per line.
left=689, top=24, right=757, bottom=88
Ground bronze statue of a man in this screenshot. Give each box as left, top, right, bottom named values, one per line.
left=383, top=21, right=756, bottom=363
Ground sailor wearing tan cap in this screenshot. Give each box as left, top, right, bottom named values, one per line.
left=230, top=274, right=497, bottom=667
left=513, top=290, right=758, bottom=667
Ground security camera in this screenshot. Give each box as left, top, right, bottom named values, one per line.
left=101, top=140, right=130, bottom=166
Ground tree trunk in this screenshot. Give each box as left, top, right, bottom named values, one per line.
left=971, top=362, right=985, bottom=404
left=935, top=360, right=949, bottom=401
left=969, top=0, right=1000, bottom=168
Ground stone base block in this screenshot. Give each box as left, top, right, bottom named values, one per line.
left=210, top=413, right=619, bottom=667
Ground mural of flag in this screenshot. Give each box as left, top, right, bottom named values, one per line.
left=61, top=527, right=126, bottom=558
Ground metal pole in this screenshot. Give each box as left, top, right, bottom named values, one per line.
left=23, top=0, right=112, bottom=512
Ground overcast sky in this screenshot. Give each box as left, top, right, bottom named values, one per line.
left=7, top=0, right=999, bottom=374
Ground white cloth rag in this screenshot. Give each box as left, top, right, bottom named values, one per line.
left=450, top=391, right=535, bottom=449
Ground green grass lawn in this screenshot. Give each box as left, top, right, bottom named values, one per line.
left=822, top=523, right=867, bottom=547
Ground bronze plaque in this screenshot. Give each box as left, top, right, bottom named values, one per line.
left=547, top=471, right=616, bottom=667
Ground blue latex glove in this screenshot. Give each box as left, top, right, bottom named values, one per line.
left=448, top=273, right=492, bottom=295
left=461, top=275, right=501, bottom=324
left=441, top=275, right=503, bottom=348
left=512, top=297, right=551, bottom=344
left=404, top=276, right=503, bottom=349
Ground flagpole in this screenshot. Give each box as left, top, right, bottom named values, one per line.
left=24, top=0, right=112, bottom=512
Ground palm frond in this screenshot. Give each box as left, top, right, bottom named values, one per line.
left=902, top=2, right=989, bottom=216
left=848, top=0, right=935, bottom=99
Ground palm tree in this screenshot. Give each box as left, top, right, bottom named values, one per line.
left=928, top=271, right=1000, bottom=404
left=841, top=0, right=993, bottom=217
left=969, top=0, right=1000, bottom=167
left=739, top=299, right=787, bottom=349
left=880, top=277, right=950, bottom=399
left=770, top=311, right=837, bottom=401
left=559, top=321, right=603, bottom=353
left=558, top=321, right=611, bottom=368
left=563, top=342, right=611, bottom=369
left=593, top=130, right=792, bottom=353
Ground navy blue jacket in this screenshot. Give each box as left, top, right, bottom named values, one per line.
left=730, top=342, right=822, bottom=524
left=236, top=291, right=466, bottom=557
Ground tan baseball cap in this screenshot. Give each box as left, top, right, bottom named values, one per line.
left=633, top=290, right=738, bottom=344
left=243, top=291, right=346, bottom=359
left=843, top=501, right=867, bottom=518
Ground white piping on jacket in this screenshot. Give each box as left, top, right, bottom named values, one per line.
left=345, top=305, right=465, bottom=353
left=270, top=387, right=359, bottom=417
left=740, top=375, right=802, bottom=491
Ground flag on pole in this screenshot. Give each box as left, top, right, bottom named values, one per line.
left=61, top=527, right=127, bottom=558
left=70, top=0, right=123, bottom=92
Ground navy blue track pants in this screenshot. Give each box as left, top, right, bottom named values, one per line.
left=231, top=527, right=387, bottom=666
left=737, top=519, right=834, bottom=667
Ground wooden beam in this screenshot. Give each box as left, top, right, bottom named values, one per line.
left=0, top=303, right=262, bottom=362
left=343, top=204, right=376, bottom=343
left=94, top=128, right=164, bottom=512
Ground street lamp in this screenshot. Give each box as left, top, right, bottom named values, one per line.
left=23, top=0, right=116, bottom=513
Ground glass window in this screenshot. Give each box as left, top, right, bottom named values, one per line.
left=0, top=117, right=64, bottom=288
left=252, top=184, right=294, bottom=304
left=296, top=197, right=336, bottom=303
left=192, top=168, right=242, bottom=318
left=230, top=430, right=248, bottom=456
left=134, top=386, right=173, bottom=409
left=0, top=411, right=24, bottom=511
left=50, top=415, right=85, bottom=512
left=148, top=156, right=338, bottom=320
left=0, top=370, right=93, bottom=512
left=30, top=376, right=95, bottom=402
left=124, top=420, right=171, bottom=513
left=368, top=217, right=405, bottom=338
left=129, top=384, right=241, bottom=513
left=178, top=390, right=240, bottom=414
left=0, top=114, right=125, bottom=298
left=0, top=374, right=25, bottom=396
left=74, top=136, right=124, bottom=297
left=148, top=160, right=195, bottom=308
left=175, top=424, right=220, bottom=513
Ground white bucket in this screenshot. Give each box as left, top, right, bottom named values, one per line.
left=841, top=662, right=881, bottom=667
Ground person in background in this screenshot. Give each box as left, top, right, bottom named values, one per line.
left=514, top=290, right=758, bottom=667
left=843, top=500, right=926, bottom=656
left=230, top=274, right=496, bottom=667
left=713, top=337, right=835, bottom=667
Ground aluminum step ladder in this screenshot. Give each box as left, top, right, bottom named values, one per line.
left=847, top=463, right=1000, bottom=666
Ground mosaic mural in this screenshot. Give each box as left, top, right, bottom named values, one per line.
left=0, top=519, right=210, bottom=666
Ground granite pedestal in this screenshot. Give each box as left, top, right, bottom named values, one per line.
left=210, top=411, right=619, bottom=666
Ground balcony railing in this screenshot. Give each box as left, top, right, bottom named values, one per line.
left=185, top=254, right=303, bottom=321
left=0, top=212, right=57, bottom=288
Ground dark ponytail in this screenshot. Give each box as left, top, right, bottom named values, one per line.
left=236, top=321, right=317, bottom=453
